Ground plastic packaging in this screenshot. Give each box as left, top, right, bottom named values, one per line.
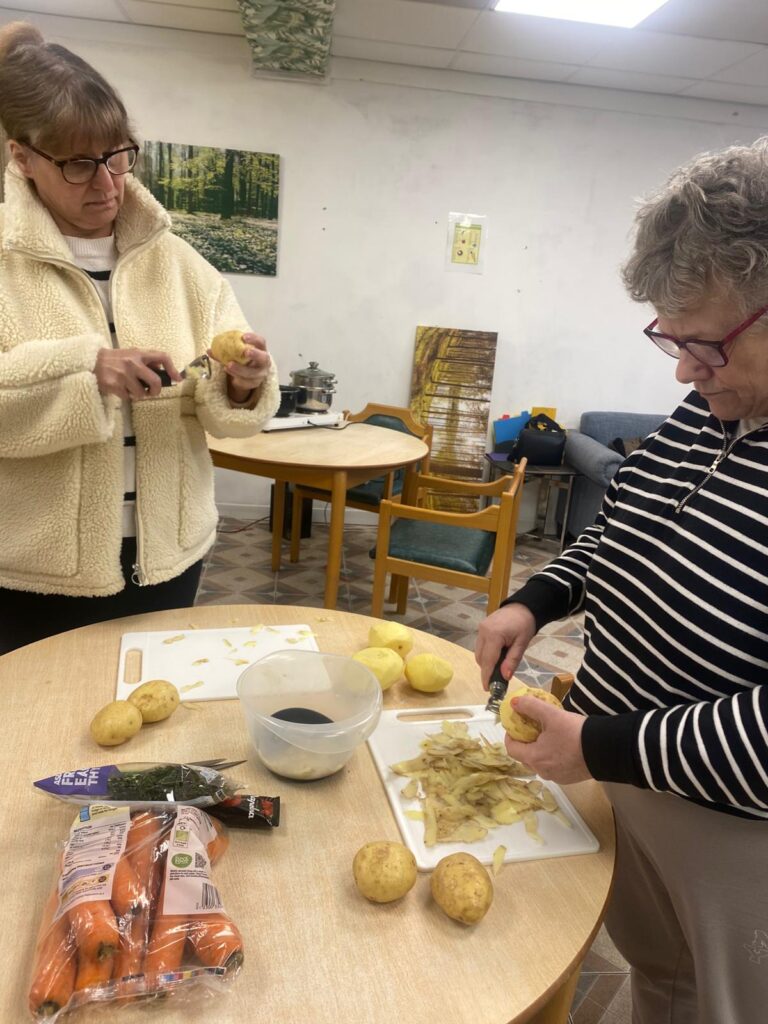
left=34, top=761, right=240, bottom=807
left=28, top=803, right=243, bottom=1020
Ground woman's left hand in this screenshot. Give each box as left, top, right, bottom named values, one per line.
left=210, top=332, right=271, bottom=403
left=505, top=696, right=592, bottom=785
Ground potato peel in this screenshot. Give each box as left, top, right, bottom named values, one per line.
left=391, top=720, right=564, bottom=847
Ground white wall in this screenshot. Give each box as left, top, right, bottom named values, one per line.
left=5, top=10, right=768, bottom=520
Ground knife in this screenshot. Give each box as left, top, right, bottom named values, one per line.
left=485, top=646, right=510, bottom=717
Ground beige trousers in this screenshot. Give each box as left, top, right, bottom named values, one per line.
left=603, top=782, right=768, bottom=1024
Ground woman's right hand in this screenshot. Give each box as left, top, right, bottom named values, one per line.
left=475, top=603, right=537, bottom=689
left=95, top=348, right=181, bottom=400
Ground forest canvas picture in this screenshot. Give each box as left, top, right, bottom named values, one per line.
left=137, top=141, right=279, bottom=275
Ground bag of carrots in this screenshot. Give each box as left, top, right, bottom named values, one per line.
left=28, top=802, right=244, bottom=1020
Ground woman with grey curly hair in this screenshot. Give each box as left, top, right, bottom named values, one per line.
left=476, top=137, right=768, bottom=1024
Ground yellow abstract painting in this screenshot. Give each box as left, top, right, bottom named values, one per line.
left=410, top=326, right=498, bottom=512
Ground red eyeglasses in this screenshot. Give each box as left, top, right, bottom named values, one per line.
left=644, top=304, right=768, bottom=367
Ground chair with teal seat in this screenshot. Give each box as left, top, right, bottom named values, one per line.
left=289, top=404, right=432, bottom=563
left=371, top=460, right=526, bottom=617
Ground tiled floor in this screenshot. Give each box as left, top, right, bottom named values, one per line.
left=198, top=516, right=631, bottom=1023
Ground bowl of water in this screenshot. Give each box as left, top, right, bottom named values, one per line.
left=236, top=650, right=382, bottom=780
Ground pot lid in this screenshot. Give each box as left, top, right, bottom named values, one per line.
left=291, top=360, right=335, bottom=382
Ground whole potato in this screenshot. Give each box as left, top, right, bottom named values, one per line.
left=128, top=679, right=180, bottom=723
left=500, top=685, right=562, bottom=743
left=353, top=841, right=417, bottom=903
left=211, top=329, right=248, bottom=365
left=431, top=852, right=493, bottom=925
left=90, top=701, right=143, bottom=747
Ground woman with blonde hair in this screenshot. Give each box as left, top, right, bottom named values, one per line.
left=477, top=137, right=768, bottom=1023
left=0, top=22, right=279, bottom=653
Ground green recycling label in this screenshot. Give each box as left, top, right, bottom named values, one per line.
left=171, top=853, right=193, bottom=868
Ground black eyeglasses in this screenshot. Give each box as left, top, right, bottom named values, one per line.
left=644, top=304, right=768, bottom=367
left=24, top=141, right=139, bottom=184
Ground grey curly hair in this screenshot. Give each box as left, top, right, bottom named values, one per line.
left=622, top=137, right=768, bottom=317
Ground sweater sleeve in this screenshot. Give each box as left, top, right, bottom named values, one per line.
left=0, top=332, right=116, bottom=458
left=504, top=442, right=656, bottom=629
left=193, top=277, right=279, bottom=438
left=582, top=688, right=768, bottom=816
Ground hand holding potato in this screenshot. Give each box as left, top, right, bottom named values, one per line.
left=503, top=691, right=591, bottom=785
left=210, top=329, right=271, bottom=403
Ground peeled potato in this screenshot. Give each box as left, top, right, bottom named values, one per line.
left=405, top=653, right=453, bottom=693
left=500, top=685, right=563, bottom=743
left=128, top=679, right=180, bottom=723
left=431, top=852, right=493, bottom=925
left=90, top=701, right=143, bottom=747
left=353, top=841, right=417, bottom=903
left=352, top=647, right=404, bottom=691
left=368, top=621, right=413, bottom=658
left=211, top=329, right=248, bottom=365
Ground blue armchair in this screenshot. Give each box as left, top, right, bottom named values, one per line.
left=562, top=410, right=666, bottom=539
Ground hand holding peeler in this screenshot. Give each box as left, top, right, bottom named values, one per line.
left=155, top=353, right=212, bottom=387
left=485, top=646, right=510, bottom=717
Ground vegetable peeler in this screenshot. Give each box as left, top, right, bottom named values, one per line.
left=485, top=647, right=510, bottom=717
left=155, top=353, right=212, bottom=387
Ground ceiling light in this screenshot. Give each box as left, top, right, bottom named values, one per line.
left=492, top=1, right=670, bottom=28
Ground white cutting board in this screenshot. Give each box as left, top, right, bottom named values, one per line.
left=367, top=706, right=599, bottom=871
left=115, top=625, right=319, bottom=702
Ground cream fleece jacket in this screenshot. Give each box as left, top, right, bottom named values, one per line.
left=0, top=166, right=279, bottom=596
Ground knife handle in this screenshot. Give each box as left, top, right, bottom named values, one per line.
left=487, top=647, right=510, bottom=706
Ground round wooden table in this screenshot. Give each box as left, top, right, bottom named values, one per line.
left=208, top=424, right=429, bottom=608
left=3, top=605, right=614, bottom=1024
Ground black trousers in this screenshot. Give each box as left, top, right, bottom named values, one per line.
left=0, top=539, right=203, bottom=656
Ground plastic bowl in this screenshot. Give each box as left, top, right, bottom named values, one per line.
left=236, top=650, right=382, bottom=780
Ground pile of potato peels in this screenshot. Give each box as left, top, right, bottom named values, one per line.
left=390, top=720, right=571, bottom=852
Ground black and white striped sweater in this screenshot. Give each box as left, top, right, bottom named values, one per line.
left=510, top=390, right=768, bottom=820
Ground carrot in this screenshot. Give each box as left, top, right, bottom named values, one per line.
left=143, top=879, right=189, bottom=977
left=189, top=914, right=244, bottom=974
left=67, top=900, right=119, bottom=962
left=206, top=816, right=229, bottom=865
left=125, top=806, right=174, bottom=966
left=113, top=910, right=145, bottom=982
left=111, top=852, right=144, bottom=920
left=74, top=952, right=113, bottom=992
left=28, top=892, right=77, bottom=1019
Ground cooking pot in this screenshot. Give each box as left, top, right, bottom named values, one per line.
left=290, top=360, right=336, bottom=413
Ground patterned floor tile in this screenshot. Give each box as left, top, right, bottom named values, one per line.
left=198, top=518, right=631, bottom=1024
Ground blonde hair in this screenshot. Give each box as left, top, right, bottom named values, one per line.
left=622, top=138, right=768, bottom=317
left=0, top=21, right=133, bottom=153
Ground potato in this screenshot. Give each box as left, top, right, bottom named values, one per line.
left=352, top=647, right=404, bottom=691
left=368, top=621, right=413, bottom=657
left=127, top=679, right=180, bottom=723
left=90, top=700, right=143, bottom=747
left=353, top=841, right=417, bottom=903
left=405, top=653, right=453, bottom=693
left=499, top=685, right=563, bottom=743
left=211, top=329, right=248, bottom=365
left=430, top=852, right=493, bottom=925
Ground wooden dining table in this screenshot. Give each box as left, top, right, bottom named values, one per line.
left=2, top=604, right=614, bottom=1024
left=208, top=423, right=429, bottom=609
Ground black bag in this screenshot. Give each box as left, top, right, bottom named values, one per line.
left=513, top=413, right=566, bottom=466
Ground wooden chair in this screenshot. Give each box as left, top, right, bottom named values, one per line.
left=289, top=403, right=432, bottom=563
left=371, top=460, right=526, bottom=617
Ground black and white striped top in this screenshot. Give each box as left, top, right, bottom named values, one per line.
left=64, top=235, right=136, bottom=538
left=510, top=390, right=768, bottom=820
